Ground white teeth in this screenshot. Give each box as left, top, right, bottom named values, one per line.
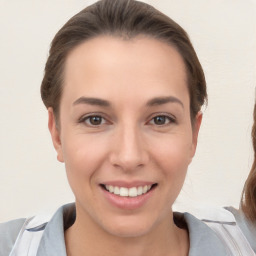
left=104, top=184, right=153, bottom=197
left=128, top=187, right=137, bottom=197
left=114, top=187, right=120, bottom=195
left=137, top=186, right=143, bottom=195
left=120, top=187, right=129, bottom=197
left=109, top=185, right=114, bottom=193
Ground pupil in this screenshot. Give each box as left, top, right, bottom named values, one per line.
left=154, top=116, right=165, bottom=125
left=90, top=116, right=102, bottom=125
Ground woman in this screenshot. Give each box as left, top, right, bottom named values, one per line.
left=0, top=0, right=254, bottom=255
left=242, top=102, right=256, bottom=222
left=227, top=102, right=256, bottom=253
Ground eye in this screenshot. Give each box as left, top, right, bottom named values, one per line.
left=148, top=115, right=175, bottom=126
left=80, top=115, right=107, bottom=126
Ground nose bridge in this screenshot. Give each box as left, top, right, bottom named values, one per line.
left=110, top=121, right=148, bottom=170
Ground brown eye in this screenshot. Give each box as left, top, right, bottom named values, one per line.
left=148, top=115, right=175, bottom=126
left=80, top=115, right=107, bottom=126
left=153, top=116, right=167, bottom=125
left=88, top=116, right=103, bottom=125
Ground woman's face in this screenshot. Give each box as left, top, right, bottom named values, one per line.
left=49, top=36, right=201, bottom=237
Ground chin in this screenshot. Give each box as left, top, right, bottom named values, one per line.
left=100, top=215, right=157, bottom=238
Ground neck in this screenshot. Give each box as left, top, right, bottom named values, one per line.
left=65, top=208, right=189, bottom=256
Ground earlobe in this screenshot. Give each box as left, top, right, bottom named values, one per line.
left=190, top=112, right=203, bottom=158
left=48, top=108, right=64, bottom=162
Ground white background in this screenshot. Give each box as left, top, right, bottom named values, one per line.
left=0, top=0, right=255, bottom=222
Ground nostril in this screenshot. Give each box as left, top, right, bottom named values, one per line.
left=109, top=134, right=149, bottom=170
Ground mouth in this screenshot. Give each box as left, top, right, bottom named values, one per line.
left=100, top=183, right=158, bottom=198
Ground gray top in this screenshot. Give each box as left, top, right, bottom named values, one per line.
left=0, top=218, right=25, bottom=255
left=226, top=206, right=256, bottom=253
left=0, top=203, right=254, bottom=256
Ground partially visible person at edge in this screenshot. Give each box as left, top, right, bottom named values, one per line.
left=197, top=101, right=256, bottom=254
left=228, top=101, right=256, bottom=252
left=242, top=101, right=256, bottom=222
left=0, top=0, right=255, bottom=255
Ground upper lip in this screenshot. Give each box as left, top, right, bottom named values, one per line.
left=100, top=181, right=156, bottom=188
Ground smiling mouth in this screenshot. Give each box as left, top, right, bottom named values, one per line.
left=100, top=184, right=157, bottom=197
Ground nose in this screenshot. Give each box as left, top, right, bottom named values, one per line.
left=109, top=124, right=149, bottom=172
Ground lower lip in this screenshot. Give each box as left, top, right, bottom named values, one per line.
left=101, top=186, right=155, bottom=210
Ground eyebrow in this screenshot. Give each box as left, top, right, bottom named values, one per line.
left=73, top=97, right=111, bottom=107
left=73, top=96, right=184, bottom=108
left=146, top=96, right=184, bottom=108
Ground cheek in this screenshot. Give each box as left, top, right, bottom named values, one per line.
left=151, top=133, right=193, bottom=169
left=60, top=132, right=110, bottom=191
left=145, top=135, right=192, bottom=213
left=150, top=133, right=193, bottom=191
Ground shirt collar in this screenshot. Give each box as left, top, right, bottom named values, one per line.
left=180, top=212, right=230, bottom=256
left=37, top=203, right=229, bottom=256
left=37, top=203, right=75, bottom=256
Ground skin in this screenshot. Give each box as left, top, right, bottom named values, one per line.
left=48, top=36, right=202, bottom=256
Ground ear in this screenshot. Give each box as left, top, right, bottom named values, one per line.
left=48, top=108, right=64, bottom=162
left=190, top=111, right=203, bottom=158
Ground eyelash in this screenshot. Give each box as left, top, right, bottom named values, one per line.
left=78, top=113, right=109, bottom=127
left=147, top=114, right=176, bottom=126
left=78, top=113, right=176, bottom=127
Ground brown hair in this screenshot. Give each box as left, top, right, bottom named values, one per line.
left=41, top=0, right=207, bottom=121
left=241, top=102, right=256, bottom=221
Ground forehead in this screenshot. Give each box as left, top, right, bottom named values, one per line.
left=62, top=35, right=188, bottom=105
